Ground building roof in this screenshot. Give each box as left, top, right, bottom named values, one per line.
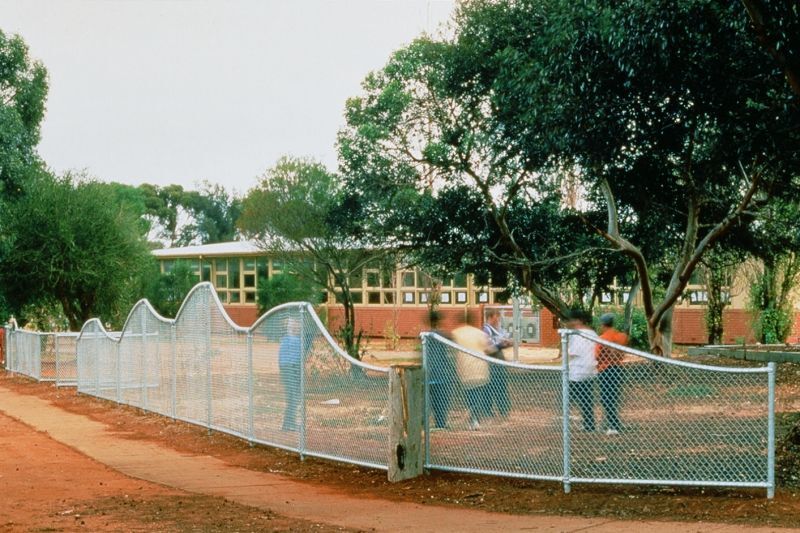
left=152, top=240, right=263, bottom=258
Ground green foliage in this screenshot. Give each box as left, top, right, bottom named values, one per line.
left=239, top=156, right=380, bottom=359
left=256, top=273, right=319, bottom=314
left=745, top=200, right=800, bottom=344
left=18, top=298, right=69, bottom=332
left=338, top=0, right=800, bottom=355
left=749, top=268, right=796, bottom=344
left=0, top=29, right=48, bottom=199
left=143, top=261, right=199, bottom=318
left=134, top=181, right=241, bottom=247
left=618, top=307, right=650, bottom=352
left=0, top=173, right=153, bottom=330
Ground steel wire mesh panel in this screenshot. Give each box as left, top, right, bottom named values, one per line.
left=174, top=287, right=212, bottom=427
left=142, top=310, right=174, bottom=418
left=303, top=318, right=390, bottom=468
left=423, top=334, right=564, bottom=479
left=208, top=303, right=250, bottom=438
left=567, top=332, right=769, bottom=486
left=55, top=334, right=79, bottom=386
left=77, top=322, right=103, bottom=395
left=250, top=306, right=304, bottom=450
left=7, top=330, right=42, bottom=379
left=39, top=334, right=57, bottom=381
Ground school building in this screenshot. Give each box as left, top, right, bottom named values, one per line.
left=153, top=241, right=800, bottom=347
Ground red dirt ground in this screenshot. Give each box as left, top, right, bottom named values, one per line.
left=2, top=365, right=800, bottom=531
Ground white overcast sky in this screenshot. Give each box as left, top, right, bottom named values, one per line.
left=1, top=0, right=455, bottom=194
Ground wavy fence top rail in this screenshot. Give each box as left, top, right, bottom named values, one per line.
left=76, top=282, right=385, bottom=373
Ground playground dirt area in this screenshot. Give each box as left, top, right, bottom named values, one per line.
left=2, top=361, right=800, bottom=531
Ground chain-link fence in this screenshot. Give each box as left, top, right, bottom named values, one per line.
left=74, top=283, right=391, bottom=470
left=4, top=291, right=775, bottom=496
left=420, top=329, right=775, bottom=497
left=5, top=321, right=81, bottom=385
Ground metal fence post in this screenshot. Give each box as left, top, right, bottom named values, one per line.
left=299, top=304, right=307, bottom=460
left=768, top=361, right=776, bottom=499
left=116, top=341, right=121, bottom=403
left=247, top=331, right=255, bottom=444
left=206, top=296, right=213, bottom=433
left=95, top=334, right=100, bottom=396
left=560, top=329, right=571, bottom=494
left=422, top=334, right=431, bottom=468
left=171, top=323, right=177, bottom=419
left=142, top=308, right=149, bottom=410
left=55, top=334, right=61, bottom=386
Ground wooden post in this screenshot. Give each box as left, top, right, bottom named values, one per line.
left=388, top=363, right=424, bottom=482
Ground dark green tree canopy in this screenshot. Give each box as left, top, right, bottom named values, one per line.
left=0, top=173, right=153, bottom=329
left=0, top=29, right=48, bottom=198
left=339, top=0, right=800, bottom=354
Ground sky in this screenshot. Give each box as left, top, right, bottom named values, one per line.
left=1, top=0, right=456, bottom=194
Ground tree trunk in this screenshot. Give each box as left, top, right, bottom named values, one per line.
left=703, top=260, right=733, bottom=345
left=623, top=278, right=641, bottom=334
left=648, top=308, right=674, bottom=357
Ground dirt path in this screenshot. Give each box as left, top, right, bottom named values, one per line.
left=1, top=382, right=796, bottom=532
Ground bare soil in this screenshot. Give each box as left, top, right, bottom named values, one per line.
left=2, top=360, right=800, bottom=531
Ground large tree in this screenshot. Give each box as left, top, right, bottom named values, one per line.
left=0, top=173, right=153, bottom=330
left=339, top=0, right=800, bottom=355
left=238, top=156, right=385, bottom=359
left=0, top=29, right=48, bottom=199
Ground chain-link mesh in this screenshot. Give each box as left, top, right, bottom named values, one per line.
left=420, top=329, right=774, bottom=493
left=54, top=333, right=80, bottom=386
left=5, top=326, right=82, bottom=384
left=422, top=333, right=564, bottom=480
left=7, top=291, right=774, bottom=494
left=6, top=328, right=42, bottom=379
left=567, top=329, right=771, bottom=488
left=72, top=283, right=390, bottom=470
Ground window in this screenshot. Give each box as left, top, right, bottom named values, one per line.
left=366, top=271, right=380, bottom=288
left=245, top=291, right=256, bottom=304
left=476, top=291, right=489, bottom=303
left=368, top=292, right=381, bottom=304
left=201, top=261, right=211, bottom=282
left=689, top=291, right=708, bottom=304
left=244, top=274, right=256, bottom=288
left=453, top=273, right=468, bottom=288
left=420, top=292, right=430, bottom=304
left=257, top=257, right=268, bottom=283
left=230, top=291, right=240, bottom=303
left=601, top=292, right=613, bottom=304
left=403, top=292, right=415, bottom=304
left=215, top=258, right=227, bottom=272
left=383, top=292, right=394, bottom=304
left=439, top=292, right=451, bottom=304
left=456, top=291, right=467, bottom=303
left=162, top=260, right=175, bottom=273
left=401, top=271, right=416, bottom=287
left=215, top=274, right=227, bottom=288
left=349, top=269, right=363, bottom=288
left=229, top=259, right=240, bottom=289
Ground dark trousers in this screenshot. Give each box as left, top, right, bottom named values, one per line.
left=599, top=365, right=623, bottom=431
left=486, top=364, right=511, bottom=417
left=464, top=386, right=486, bottom=423
left=570, top=378, right=595, bottom=432
left=429, top=383, right=451, bottom=428
left=280, top=363, right=301, bottom=431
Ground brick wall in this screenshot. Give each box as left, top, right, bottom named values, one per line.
left=223, top=305, right=259, bottom=327
left=223, top=303, right=800, bottom=347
